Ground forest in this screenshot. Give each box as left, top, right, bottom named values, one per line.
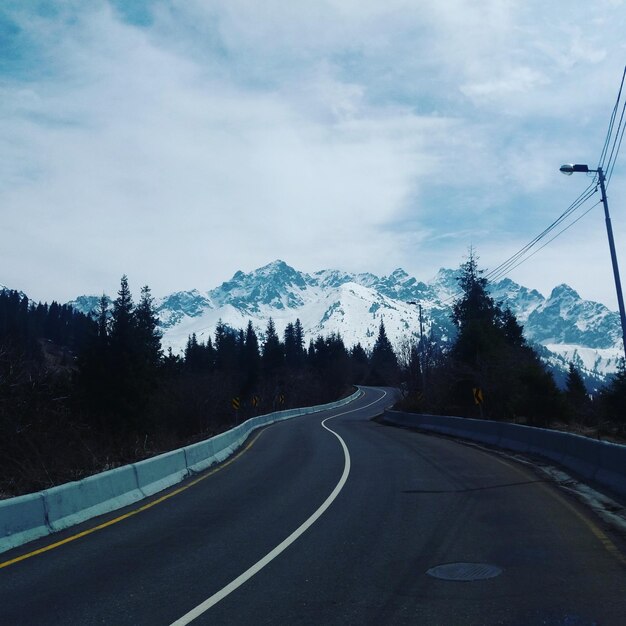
left=1, top=257, right=624, bottom=498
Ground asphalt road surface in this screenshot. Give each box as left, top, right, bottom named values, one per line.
left=1, top=387, right=625, bottom=625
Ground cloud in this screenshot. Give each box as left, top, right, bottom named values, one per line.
left=0, top=0, right=625, bottom=309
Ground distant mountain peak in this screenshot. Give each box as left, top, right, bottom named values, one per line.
left=548, top=284, right=581, bottom=300
left=257, top=259, right=293, bottom=274
left=65, top=260, right=623, bottom=383
left=389, top=268, right=409, bottom=279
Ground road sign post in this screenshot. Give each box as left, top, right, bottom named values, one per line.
left=473, top=387, right=484, bottom=419
left=232, top=397, right=240, bottom=424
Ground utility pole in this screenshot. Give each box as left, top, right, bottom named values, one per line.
left=408, top=301, right=426, bottom=390
left=418, top=304, right=425, bottom=389
left=597, top=166, right=626, bottom=361
left=560, top=163, right=626, bottom=360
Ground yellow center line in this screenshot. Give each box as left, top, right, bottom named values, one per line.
left=0, top=430, right=265, bottom=570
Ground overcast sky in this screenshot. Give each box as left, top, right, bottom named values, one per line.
left=2, top=1, right=626, bottom=308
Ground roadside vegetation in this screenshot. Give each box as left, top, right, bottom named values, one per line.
left=396, top=250, right=626, bottom=441
left=0, top=278, right=394, bottom=497
left=1, top=256, right=624, bottom=498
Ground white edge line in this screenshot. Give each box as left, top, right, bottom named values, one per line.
left=170, top=388, right=387, bottom=626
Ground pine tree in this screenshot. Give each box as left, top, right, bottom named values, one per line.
left=294, top=318, right=305, bottom=350
left=349, top=342, right=370, bottom=385
left=102, top=275, right=157, bottom=430
left=599, top=361, right=626, bottom=429
left=110, top=275, right=135, bottom=355
left=185, top=333, right=200, bottom=370
left=369, top=320, right=399, bottom=385
left=565, top=363, right=587, bottom=402
left=262, top=317, right=284, bottom=374
left=448, top=249, right=562, bottom=423
left=96, top=294, right=109, bottom=342
left=135, top=285, right=162, bottom=369
left=214, top=320, right=238, bottom=373
left=242, top=321, right=260, bottom=389
left=451, top=249, right=501, bottom=365
left=284, top=322, right=305, bottom=369
left=564, top=362, right=590, bottom=423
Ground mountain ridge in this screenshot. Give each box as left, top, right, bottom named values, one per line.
left=67, top=260, right=624, bottom=383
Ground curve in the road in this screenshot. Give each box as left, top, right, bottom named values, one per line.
left=170, top=388, right=387, bottom=626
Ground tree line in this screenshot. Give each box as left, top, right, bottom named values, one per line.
left=1, top=259, right=624, bottom=497
left=0, top=276, right=398, bottom=496
left=398, top=250, right=626, bottom=435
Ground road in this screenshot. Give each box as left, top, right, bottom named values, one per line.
left=1, top=387, right=625, bottom=625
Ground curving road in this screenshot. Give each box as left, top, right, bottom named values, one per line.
left=1, top=387, right=625, bottom=625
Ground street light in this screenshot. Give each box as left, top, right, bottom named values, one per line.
left=407, top=301, right=426, bottom=391
left=560, top=163, right=626, bottom=359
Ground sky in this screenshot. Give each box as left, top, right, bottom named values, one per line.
left=2, top=1, right=626, bottom=309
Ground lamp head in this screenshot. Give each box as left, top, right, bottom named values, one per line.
left=560, top=163, right=589, bottom=175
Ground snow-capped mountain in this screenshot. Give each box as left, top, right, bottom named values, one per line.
left=68, top=260, right=624, bottom=382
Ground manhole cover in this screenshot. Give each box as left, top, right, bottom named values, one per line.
left=426, top=562, right=503, bottom=581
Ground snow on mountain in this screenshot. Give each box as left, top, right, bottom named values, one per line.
left=158, top=290, right=213, bottom=329
left=489, top=278, right=544, bottom=324
left=524, top=284, right=620, bottom=348
left=67, top=260, right=624, bottom=381
left=67, top=295, right=110, bottom=314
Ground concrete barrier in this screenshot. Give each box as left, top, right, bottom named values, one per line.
left=0, top=388, right=362, bottom=555
left=184, top=438, right=216, bottom=473
left=44, top=464, right=144, bottom=532
left=383, top=409, right=626, bottom=499
left=497, top=422, right=530, bottom=454
left=525, top=427, right=568, bottom=465
left=0, top=492, right=48, bottom=552
left=595, top=441, right=626, bottom=496
left=134, top=449, right=188, bottom=497
left=42, top=465, right=144, bottom=531
left=560, top=433, right=602, bottom=481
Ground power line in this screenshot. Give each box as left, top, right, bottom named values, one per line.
left=606, top=108, right=626, bottom=187
left=435, top=195, right=602, bottom=306
left=485, top=183, right=598, bottom=283
left=481, top=66, right=626, bottom=287
left=492, top=200, right=602, bottom=279
left=601, top=65, right=626, bottom=187
left=598, top=66, right=626, bottom=170
left=603, top=98, right=626, bottom=186
left=438, top=68, right=625, bottom=305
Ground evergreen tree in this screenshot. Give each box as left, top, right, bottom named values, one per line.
left=451, top=249, right=502, bottom=365
left=284, top=322, right=304, bottom=369
left=96, top=294, right=109, bottom=342
left=283, top=318, right=305, bottom=369
left=564, top=362, right=590, bottom=423
left=448, top=249, right=562, bottom=423
left=262, top=318, right=284, bottom=374
left=599, top=361, right=626, bottom=429
left=500, top=308, right=526, bottom=349
left=349, top=342, right=370, bottom=385
left=368, top=320, right=399, bottom=385
left=135, top=285, right=162, bottom=369
left=205, top=337, right=216, bottom=371
left=214, top=321, right=238, bottom=374
left=106, top=276, right=139, bottom=427
left=110, top=275, right=135, bottom=356
left=294, top=319, right=305, bottom=360
left=242, top=321, right=260, bottom=390
left=565, top=363, right=588, bottom=402
left=184, top=333, right=215, bottom=372
left=185, top=333, right=201, bottom=371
